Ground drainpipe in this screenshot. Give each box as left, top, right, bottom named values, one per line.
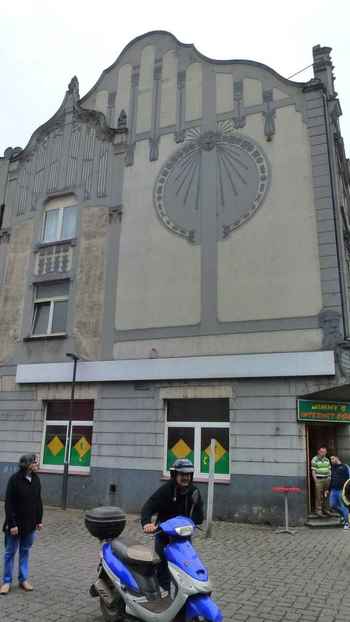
left=321, top=90, right=349, bottom=339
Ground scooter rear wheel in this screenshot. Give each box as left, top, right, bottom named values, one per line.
left=100, top=596, right=125, bottom=622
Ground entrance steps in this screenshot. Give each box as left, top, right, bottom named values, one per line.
left=305, top=513, right=341, bottom=528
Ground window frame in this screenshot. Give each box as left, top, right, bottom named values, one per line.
left=40, top=418, right=94, bottom=475
left=32, top=284, right=69, bottom=337
left=163, top=401, right=231, bottom=482
left=41, top=204, right=77, bottom=243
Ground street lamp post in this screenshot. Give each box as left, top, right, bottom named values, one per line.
left=61, top=352, right=80, bottom=510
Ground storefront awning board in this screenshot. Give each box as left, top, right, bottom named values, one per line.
left=16, top=351, right=335, bottom=384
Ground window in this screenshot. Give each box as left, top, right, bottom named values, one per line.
left=42, top=197, right=77, bottom=243
left=165, top=399, right=230, bottom=480
left=32, top=282, right=69, bottom=336
left=41, top=400, right=94, bottom=474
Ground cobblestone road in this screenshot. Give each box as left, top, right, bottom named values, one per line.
left=1, top=503, right=350, bottom=621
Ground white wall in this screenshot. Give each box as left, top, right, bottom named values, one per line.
left=136, top=45, right=155, bottom=134
left=160, top=50, right=177, bottom=128
left=115, top=134, right=201, bottom=330
left=218, top=106, right=322, bottom=322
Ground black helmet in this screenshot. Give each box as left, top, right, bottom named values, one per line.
left=170, top=458, right=194, bottom=480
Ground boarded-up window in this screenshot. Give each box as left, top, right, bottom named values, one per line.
left=41, top=400, right=94, bottom=473
left=165, top=399, right=230, bottom=480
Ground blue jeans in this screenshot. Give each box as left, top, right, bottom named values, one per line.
left=329, top=489, right=349, bottom=524
left=3, top=532, right=35, bottom=584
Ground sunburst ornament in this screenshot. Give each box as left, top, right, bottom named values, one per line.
left=154, top=123, right=270, bottom=242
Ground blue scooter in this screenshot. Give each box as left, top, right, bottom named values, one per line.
left=88, top=513, right=223, bottom=622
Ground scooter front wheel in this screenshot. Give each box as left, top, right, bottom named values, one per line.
left=100, top=596, right=125, bottom=622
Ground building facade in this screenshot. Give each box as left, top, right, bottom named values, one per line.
left=1, top=32, right=350, bottom=523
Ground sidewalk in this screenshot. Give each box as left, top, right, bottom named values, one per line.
left=0, top=503, right=349, bottom=621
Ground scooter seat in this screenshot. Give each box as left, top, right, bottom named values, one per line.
left=111, top=540, right=160, bottom=566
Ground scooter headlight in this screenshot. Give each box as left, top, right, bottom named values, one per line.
left=175, top=525, right=193, bottom=536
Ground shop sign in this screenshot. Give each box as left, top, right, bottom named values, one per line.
left=297, top=399, right=350, bottom=423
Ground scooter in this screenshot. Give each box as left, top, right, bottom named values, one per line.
left=89, top=515, right=223, bottom=622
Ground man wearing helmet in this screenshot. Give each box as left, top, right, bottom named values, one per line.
left=141, top=458, right=203, bottom=590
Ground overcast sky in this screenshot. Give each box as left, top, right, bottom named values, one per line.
left=1, top=0, right=349, bottom=155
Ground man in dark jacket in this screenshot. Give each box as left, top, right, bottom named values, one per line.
left=328, top=455, right=349, bottom=529
left=0, top=454, right=43, bottom=595
left=141, top=458, right=203, bottom=591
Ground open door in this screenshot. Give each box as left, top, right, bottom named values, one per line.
left=306, top=423, right=336, bottom=513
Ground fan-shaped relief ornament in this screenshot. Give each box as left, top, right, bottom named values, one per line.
left=154, top=122, right=270, bottom=243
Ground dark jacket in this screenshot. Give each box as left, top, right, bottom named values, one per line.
left=3, top=470, right=43, bottom=536
left=330, top=463, right=349, bottom=490
left=141, top=480, right=204, bottom=527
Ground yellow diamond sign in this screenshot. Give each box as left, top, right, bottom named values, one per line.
left=74, top=436, right=91, bottom=460
left=171, top=438, right=191, bottom=459
left=205, top=440, right=226, bottom=463
left=47, top=435, right=64, bottom=457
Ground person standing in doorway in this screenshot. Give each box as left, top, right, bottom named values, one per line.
left=0, top=454, right=43, bottom=595
left=311, top=445, right=331, bottom=517
left=329, top=455, right=350, bottom=529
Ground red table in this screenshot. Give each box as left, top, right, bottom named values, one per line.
left=272, top=486, right=302, bottom=534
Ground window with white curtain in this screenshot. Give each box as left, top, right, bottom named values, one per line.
left=41, top=196, right=77, bottom=243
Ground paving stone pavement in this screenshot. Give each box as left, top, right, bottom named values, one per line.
left=1, top=502, right=350, bottom=621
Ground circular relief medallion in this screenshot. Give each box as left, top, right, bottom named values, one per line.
left=154, top=127, right=270, bottom=243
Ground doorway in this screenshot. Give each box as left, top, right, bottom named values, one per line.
left=306, top=423, right=337, bottom=513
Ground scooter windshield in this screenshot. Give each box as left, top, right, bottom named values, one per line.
left=159, top=515, right=195, bottom=537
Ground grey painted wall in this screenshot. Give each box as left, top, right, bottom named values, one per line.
left=21, top=467, right=307, bottom=526
left=0, top=374, right=347, bottom=524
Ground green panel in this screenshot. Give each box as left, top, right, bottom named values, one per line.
left=69, top=427, right=92, bottom=469
left=215, top=451, right=229, bottom=475
left=200, top=450, right=229, bottom=475
left=43, top=445, right=65, bottom=466
left=167, top=449, right=176, bottom=471
left=200, top=427, right=230, bottom=475
left=42, top=425, right=67, bottom=467
left=167, top=449, right=194, bottom=471
left=166, top=427, right=195, bottom=470
left=297, top=400, right=350, bottom=424
left=70, top=446, right=91, bottom=468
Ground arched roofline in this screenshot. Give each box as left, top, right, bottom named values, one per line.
left=80, top=29, right=306, bottom=103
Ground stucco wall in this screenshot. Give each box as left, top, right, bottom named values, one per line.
left=74, top=207, right=109, bottom=360
left=113, top=329, right=322, bottom=358
left=0, top=222, right=33, bottom=363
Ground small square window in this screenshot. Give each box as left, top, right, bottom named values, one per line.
left=32, top=281, right=69, bottom=336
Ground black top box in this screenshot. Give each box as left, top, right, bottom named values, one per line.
left=85, top=506, right=126, bottom=540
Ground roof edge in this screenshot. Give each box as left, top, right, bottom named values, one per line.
left=80, top=29, right=306, bottom=103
